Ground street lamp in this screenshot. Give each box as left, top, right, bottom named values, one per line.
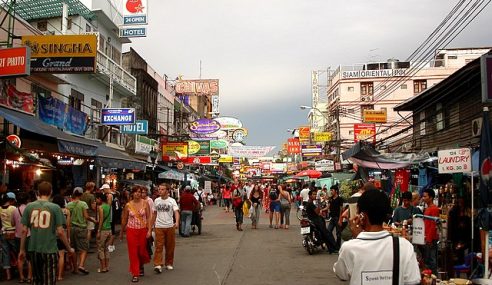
left=149, top=149, right=158, bottom=188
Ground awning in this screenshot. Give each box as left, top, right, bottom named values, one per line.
left=342, top=141, right=432, bottom=169
left=0, top=106, right=97, bottom=156
left=158, top=170, right=185, bottom=181
left=95, top=142, right=146, bottom=171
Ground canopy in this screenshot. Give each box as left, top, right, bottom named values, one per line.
left=295, top=169, right=322, bottom=178
left=342, top=141, right=432, bottom=170
left=158, top=170, right=185, bottom=181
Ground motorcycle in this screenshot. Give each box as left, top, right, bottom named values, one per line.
left=298, top=205, right=325, bottom=255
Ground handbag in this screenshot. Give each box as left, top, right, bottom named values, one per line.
left=232, top=197, right=242, bottom=208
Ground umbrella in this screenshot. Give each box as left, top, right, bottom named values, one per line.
left=295, top=169, right=322, bottom=178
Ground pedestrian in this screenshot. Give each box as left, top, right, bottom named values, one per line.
left=278, top=184, right=292, bottom=229
left=101, top=184, right=119, bottom=253
left=151, top=183, right=180, bottom=273
left=268, top=185, right=280, bottom=229
left=95, top=193, right=111, bottom=273
left=80, top=182, right=96, bottom=246
left=66, top=187, right=96, bottom=274
left=141, top=186, right=154, bottom=258
left=249, top=185, right=262, bottom=229
left=422, top=188, right=440, bottom=275
left=262, top=184, right=271, bottom=213
left=1, top=192, right=17, bottom=280
left=179, top=186, right=199, bottom=237
left=18, top=181, right=75, bottom=285
left=52, top=195, right=71, bottom=281
left=392, top=191, right=422, bottom=226
left=300, top=184, right=310, bottom=206
left=327, top=185, right=343, bottom=248
left=222, top=185, right=232, bottom=212
left=231, top=185, right=244, bottom=231
left=119, top=185, right=152, bottom=282
left=12, top=192, right=32, bottom=283
left=333, top=188, right=421, bottom=285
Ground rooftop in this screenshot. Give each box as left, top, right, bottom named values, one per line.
left=13, top=0, right=96, bottom=22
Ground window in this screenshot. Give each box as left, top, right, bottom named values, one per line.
left=360, top=104, right=374, bottom=118
left=401, top=84, right=407, bottom=89
left=419, top=112, right=426, bottom=135
left=99, top=35, right=105, bottom=53
left=436, top=103, right=444, bottom=130
left=348, top=86, right=354, bottom=92
left=360, top=82, right=374, bottom=95
left=69, top=89, right=84, bottom=111
left=413, top=80, right=427, bottom=94
left=111, top=46, right=121, bottom=65
left=91, top=99, right=102, bottom=123
left=67, top=18, right=72, bottom=30
left=86, top=23, right=91, bottom=32
left=37, top=21, right=47, bottom=31
left=32, top=84, right=51, bottom=98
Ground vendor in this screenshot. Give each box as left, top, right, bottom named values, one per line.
left=392, top=191, right=422, bottom=226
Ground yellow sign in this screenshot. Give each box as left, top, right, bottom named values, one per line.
left=21, top=34, right=97, bottom=58
left=363, top=109, right=387, bottom=123
left=298, top=126, right=310, bottom=142
left=163, top=142, right=188, bottom=157
left=218, top=155, right=233, bottom=163
left=314, top=132, right=332, bottom=142
left=187, top=140, right=201, bottom=154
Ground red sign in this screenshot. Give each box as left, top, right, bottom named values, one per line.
left=298, top=126, right=310, bottom=142
left=287, top=138, right=301, bottom=154
left=183, top=156, right=212, bottom=164
left=354, top=123, right=376, bottom=143
left=0, top=84, right=35, bottom=114
left=6, top=134, right=21, bottom=148
left=0, top=47, right=30, bottom=77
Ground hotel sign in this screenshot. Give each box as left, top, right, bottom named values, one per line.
left=21, top=34, right=97, bottom=73
left=341, top=69, right=406, bottom=79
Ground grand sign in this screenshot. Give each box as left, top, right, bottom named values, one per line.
left=21, top=34, right=97, bottom=73
left=175, top=79, right=219, bottom=96
left=0, top=47, right=30, bottom=77
left=189, top=118, right=221, bottom=134
left=341, top=69, right=406, bottom=79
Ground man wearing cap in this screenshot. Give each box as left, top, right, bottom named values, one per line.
left=67, top=187, right=97, bottom=274
left=179, top=186, right=198, bottom=237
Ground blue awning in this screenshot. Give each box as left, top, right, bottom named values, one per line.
left=95, top=142, right=146, bottom=171
left=0, top=106, right=97, bottom=156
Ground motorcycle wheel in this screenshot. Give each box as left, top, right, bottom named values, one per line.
left=305, top=235, right=315, bottom=255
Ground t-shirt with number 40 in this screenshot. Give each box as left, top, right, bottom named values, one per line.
left=21, top=200, right=65, bottom=254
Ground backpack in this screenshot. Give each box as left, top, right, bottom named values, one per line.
left=269, top=189, right=278, bottom=200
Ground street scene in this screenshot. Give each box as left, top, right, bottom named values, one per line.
left=1, top=0, right=492, bottom=285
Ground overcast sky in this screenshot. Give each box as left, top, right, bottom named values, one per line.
left=99, top=0, right=492, bottom=150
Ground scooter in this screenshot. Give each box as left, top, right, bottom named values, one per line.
left=298, top=206, right=325, bottom=255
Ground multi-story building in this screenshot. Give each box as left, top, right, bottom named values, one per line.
left=324, top=48, right=490, bottom=158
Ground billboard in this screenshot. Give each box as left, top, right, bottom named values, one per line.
left=287, top=138, right=301, bottom=154
left=21, top=34, right=97, bottom=73
left=0, top=47, right=30, bottom=77
left=313, top=132, right=332, bottom=142
left=301, top=144, right=323, bottom=157
left=175, top=79, right=219, bottom=96
left=162, top=142, right=188, bottom=161
left=354, top=123, right=376, bottom=143
left=363, top=109, right=387, bottom=123
left=189, top=118, right=221, bottom=134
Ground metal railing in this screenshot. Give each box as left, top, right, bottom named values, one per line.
left=96, top=50, right=136, bottom=95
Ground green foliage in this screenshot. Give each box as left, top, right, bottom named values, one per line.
left=340, top=180, right=357, bottom=200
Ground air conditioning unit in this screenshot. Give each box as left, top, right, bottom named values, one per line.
left=472, top=117, right=483, bottom=137
left=361, top=96, right=374, bottom=102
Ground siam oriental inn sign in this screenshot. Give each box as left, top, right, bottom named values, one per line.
left=341, top=69, right=407, bottom=79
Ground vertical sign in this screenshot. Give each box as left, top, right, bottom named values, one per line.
left=312, top=71, right=319, bottom=108
left=211, top=95, right=220, bottom=115
left=121, top=0, right=148, bottom=38
left=481, top=54, right=492, bottom=103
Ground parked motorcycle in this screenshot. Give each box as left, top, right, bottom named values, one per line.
left=298, top=205, right=325, bottom=255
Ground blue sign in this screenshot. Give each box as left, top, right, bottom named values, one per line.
left=101, top=108, right=135, bottom=125
left=120, top=120, right=148, bottom=135
left=124, top=15, right=147, bottom=25
left=119, top=27, right=147, bottom=38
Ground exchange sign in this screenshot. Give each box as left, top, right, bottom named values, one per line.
left=101, top=108, right=135, bottom=125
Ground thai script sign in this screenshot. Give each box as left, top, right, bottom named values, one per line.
left=22, top=35, right=97, bottom=73
left=189, top=118, right=221, bottom=134
left=218, top=155, right=233, bottom=163
left=162, top=142, right=188, bottom=161
left=298, top=126, right=310, bottom=142
left=354, top=123, right=376, bottom=143
left=313, top=132, right=332, bottom=142
left=187, top=140, right=201, bottom=154
left=215, top=117, right=242, bottom=130
left=183, top=156, right=212, bottom=164
left=135, top=135, right=155, bottom=155
left=175, top=79, right=219, bottom=96
left=210, top=139, right=228, bottom=149
left=301, top=145, right=323, bottom=157
left=287, top=138, right=301, bottom=154
left=101, top=108, right=135, bottom=125
left=315, top=159, right=334, bottom=172
left=120, top=120, right=148, bottom=134
left=438, top=148, right=471, bottom=174
left=363, top=109, right=387, bottom=123
left=227, top=146, right=276, bottom=159
left=341, top=69, right=406, bottom=79
left=0, top=47, right=30, bottom=77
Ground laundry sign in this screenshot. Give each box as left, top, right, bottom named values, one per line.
left=437, top=148, right=471, bottom=174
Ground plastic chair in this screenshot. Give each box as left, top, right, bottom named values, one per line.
left=453, top=252, right=476, bottom=278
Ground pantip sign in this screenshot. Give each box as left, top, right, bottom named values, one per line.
left=0, top=47, right=30, bottom=77
left=101, top=108, right=135, bottom=125
left=437, top=148, right=471, bottom=174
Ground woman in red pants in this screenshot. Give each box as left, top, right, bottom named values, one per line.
left=120, top=185, right=152, bottom=282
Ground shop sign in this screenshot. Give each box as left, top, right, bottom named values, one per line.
left=412, top=217, right=425, bottom=245
left=482, top=54, right=492, bottom=103
left=215, top=117, right=242, bottom=130
left=210, top=139, right=228, bottom=149
left=101, top=108, right=135, bottom=125
left=218, top=155, right=233, bottom=163
left=187, top=140, right=201, bottom=154
left=363, top=109, right=387, bottom=123
left=232, top=128, right=247, bottom=142
left=0, top=84, right=35, bottom=114
left=123, top=0, right=148, bottom=25
left=183, top=156, right=212, bottom=164
left=227, top=145, right=276, bottom=159
left=197, top=140, right=210, bottom=155
left=22, top=34, right=97, bottom=73
left=119, top=27, right=147, bottom=38
left=437, top=148, right=471, bottom=174
left=313, top=132, right=332, bottom=142
left=204, top=181, right=212, bottom=194
left=298, top=126, right=310, bottom=142
left=315, top=159, right=334, bottom=172
left=211, top=95, right=220, bottom=114
left=162, top=142, right=188, bottom=161
left=287, top=138, right=301, bottom=154
left=301, top=144, right=323, bottom=157
left=175, top=79, right=219, bottom=96
left=189, top=118, right=221, bottom=134
left=135, top=135, right=155, bottom=155
left=271, top=163, right=286, bottom=173
left=341, top=69, right=406, bottom=79
left=6, top=134, right=21, bottom=148
left=0, top=47, right=30, bottom=77
left=120, top=120, right=148, bottom=134
left=354, top=123, right=376, bottom=143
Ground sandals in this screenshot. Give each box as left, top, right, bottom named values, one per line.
left=132, top=276, right=139, bottom=283
left=97, top=268, right=109, bottom=273
left=78, top=267, right=89, bottom=275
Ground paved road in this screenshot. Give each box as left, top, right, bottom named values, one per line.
left=9, top=205, right=346, bottom=285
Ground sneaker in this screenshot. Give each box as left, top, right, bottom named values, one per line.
left=166, top=265, right=174, bottom=270
left=108, top=245, right=115, bottom=253
left=153, top=266, right=162, bottom=274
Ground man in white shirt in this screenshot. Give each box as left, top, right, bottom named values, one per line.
left=300, top=184, right=310, bottom=205
left=151, top=183, right=180, bottom=273
left=333, top=188, right=420, bottom=285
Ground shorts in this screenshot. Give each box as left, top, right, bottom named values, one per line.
left=57, top=239, right=67, bottom=251
left=270, top=201, right=281, bottom=213
left=87, top=221, right=95, bottom=231
left=70, top=226, right=89, bottom=252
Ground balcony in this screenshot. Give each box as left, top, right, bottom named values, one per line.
left=95, top=50, right=136, bottom=96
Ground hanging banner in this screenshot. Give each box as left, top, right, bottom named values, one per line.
left=227, top=146, right=276, bottom=158
left=313, top=132, right=332, bottom=142
left=183, top=156, right=212, bottom=164
left=287, top=138, right=301, bottom=154
left=0, top=83, right=35, bottom=114
left=38, top=96, right=88, bottom=135
left=437, top=148, right=471, bottom=174
left=354, top=123, right=376, bottom=143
